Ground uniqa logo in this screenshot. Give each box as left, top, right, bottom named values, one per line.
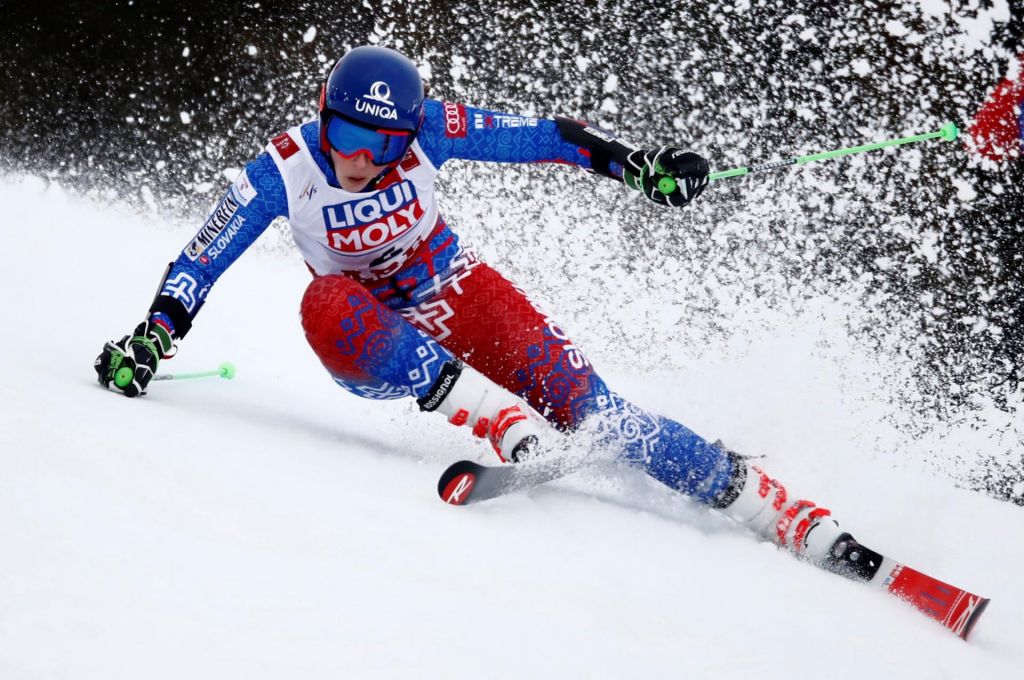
left=366, top=81, right=393, bottom=104
left=356, top=80, right=398, bottom=120
left=356, top=99, right=398, bottom=120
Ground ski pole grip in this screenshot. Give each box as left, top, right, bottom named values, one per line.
left=114, top=366, right=134, bottom=388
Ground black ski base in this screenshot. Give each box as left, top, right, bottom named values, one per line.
left=438, top=455, right=585, bottom=505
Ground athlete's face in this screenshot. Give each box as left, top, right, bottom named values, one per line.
left=331, top=149, right=386, bottom=192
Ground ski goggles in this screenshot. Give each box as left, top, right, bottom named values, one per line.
left=324, top=115, right=412, bottom=166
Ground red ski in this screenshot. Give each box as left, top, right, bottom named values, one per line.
left=870, top=558, right=989, bottom=640
left=438, top=459, right=991, bottom=640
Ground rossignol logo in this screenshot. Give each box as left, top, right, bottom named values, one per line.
left=419, top=373, right=455, bottom=411
left=356, top=80, right=398, bottom=120
left=417, top=361, right=462, bottom=412
left=545, top=319, right=591, bottom=371
left=949, top=595, right=982, bottom=637
left=322, top=180, right=423, bottom=253
left=444, top=474, right=475, bottom=504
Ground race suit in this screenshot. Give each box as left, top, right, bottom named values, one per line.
left=147, top=99, right=736, bottom=504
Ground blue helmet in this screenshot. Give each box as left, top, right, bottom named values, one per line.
left=319, top=46, right=425, bottom=163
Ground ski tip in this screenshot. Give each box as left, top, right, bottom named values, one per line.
left=960, top=597, right=990, bottom=642
left=437, top=460, right=482, bottom=506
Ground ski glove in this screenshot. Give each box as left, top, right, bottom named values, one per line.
left=95, top=320, right=175, bottom=398
left=624, top=146, right=710, bottom=208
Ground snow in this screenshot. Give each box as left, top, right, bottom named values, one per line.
left=1, top=174, right=1022, bottom=679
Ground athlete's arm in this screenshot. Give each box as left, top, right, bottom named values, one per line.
left=148, top=151, right=288, bottom=339
left=415, top=99, right=635, bottom=179
left=416, top=99, right=707, bottom=208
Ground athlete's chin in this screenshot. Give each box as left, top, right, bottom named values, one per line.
left=340, top=177, right=372, bottom=192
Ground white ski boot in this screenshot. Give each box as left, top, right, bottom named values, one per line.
left=417, top=360, right=543, bottom=463
left=715, top=455, right=844, bottom=561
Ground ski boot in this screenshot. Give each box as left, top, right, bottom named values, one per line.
left=714, top=453, right=845, bottom=562
left=418, top=360, right=542, bottom=463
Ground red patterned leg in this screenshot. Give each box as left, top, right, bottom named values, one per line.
left=968, top=54, right=1024, bottom=160
left=300, top=274, right=450, bottom=399
left=398, top=261, right=607, bottom=429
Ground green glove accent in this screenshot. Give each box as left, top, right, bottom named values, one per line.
left=147, top=324, right=175, bottom=357
left=624, top=169, right=642, bottom=192
left=130, top=334, right=160, bottom=361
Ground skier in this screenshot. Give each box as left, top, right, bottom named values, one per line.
left=95, top=45, right=855, bottom=569
left=968, top=52, right=1024, bottom=161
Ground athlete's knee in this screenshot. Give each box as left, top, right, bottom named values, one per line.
left=300, top=274, right=392, bottom=379
left=300, top=275, right=372, bottom=334
left=300, top=274, right=454, bottom=400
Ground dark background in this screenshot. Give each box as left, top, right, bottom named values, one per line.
left=2, top=0, right=1022, bottom=500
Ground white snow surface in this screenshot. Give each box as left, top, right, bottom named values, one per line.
left=1, top=175, right=1022, bottom=679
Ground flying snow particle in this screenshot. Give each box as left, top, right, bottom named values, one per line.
left=180, top=112, right=192, bottom=124
left=182, top=46, right=190, bottom=57
left=247, top=45, right=258, bottom=56
left=851, top=58, right=871, bottom=76
left=917, top=0, right=949, bottom=18
left=885, top=20, right=910, bottom=37
left=603, top=73, right=618, bottom=93
left=303, top=26, right=317, bottom=43
left=952, top=178, right=977, bottom=201
left=712, top=72, right=726, bottom=86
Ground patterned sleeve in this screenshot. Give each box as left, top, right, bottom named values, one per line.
left=149, top=151, right=288, bottom=336
left=416, top=98, right=611, bottom=172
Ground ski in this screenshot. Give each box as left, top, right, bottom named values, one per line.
left=818, top=533, right=989, bottom=640
left=438, top=460, right=991, bottom=640
left=437, top=455, right=585, bottom=505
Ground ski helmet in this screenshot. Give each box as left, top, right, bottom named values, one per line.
left=319, top=45, right=425, bottom=164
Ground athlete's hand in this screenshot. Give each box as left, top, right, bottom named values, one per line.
left=624, top=146, right=710, bottom=208
left=95, top=321, right=174, bottom=398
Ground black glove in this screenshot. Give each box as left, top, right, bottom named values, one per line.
left=624, top=146, right=710, bottom=208
left=95, top=320, right=175, bottom=398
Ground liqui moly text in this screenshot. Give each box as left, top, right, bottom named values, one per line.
left=322, top=180, right=424, bottom=254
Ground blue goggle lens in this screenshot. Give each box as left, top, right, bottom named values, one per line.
left=325, top=116, right=411, bottom=165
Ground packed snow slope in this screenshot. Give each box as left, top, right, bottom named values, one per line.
left=1, top=175, right=1021, bottom=679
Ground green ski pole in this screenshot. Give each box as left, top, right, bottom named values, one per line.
left=149, top=362, right=236, bottom=383
left=657, top=122, right=960, bottom=193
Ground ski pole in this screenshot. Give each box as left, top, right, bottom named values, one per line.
left=149, top=362, right=236, bottom=383
left=657, top=122, right=960, bottom=191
